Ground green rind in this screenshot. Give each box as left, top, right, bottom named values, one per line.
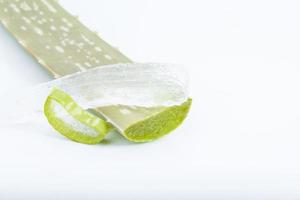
left=123, top=99, right=192, bottom=142
left=44, top=88, right=109, bottom=144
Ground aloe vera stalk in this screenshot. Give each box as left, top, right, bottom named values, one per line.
left=0, top=0, right=191, bottom=142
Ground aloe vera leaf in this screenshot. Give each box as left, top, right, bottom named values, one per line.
left=44, top=87, right=109, bottom=144
left=0, top=0, right=192, bottom=142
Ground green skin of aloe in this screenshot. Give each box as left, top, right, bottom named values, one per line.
left=0, top=0, right=191, bottom=143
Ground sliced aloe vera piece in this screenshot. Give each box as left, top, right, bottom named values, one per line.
left=100, top=99, right=192, bottom=142
left=44, top=88, right=109, bottom=144
left=0, top=0, right=192, bottom=142
left=29, top=63, right=190, bottom=142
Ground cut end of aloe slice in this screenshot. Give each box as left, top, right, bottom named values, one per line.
left=44, top=88, right=109, bottom=144
left=98, top=99, right=192, bottom=142
left=124, top=99, right=192, bottom=142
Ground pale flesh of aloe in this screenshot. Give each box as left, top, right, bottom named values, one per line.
left=0, top=0, right=191, bottom=142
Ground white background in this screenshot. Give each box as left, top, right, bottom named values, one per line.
left=1, top=0, right=300, bottom=199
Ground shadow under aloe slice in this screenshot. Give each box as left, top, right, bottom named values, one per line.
left=0, top=0, right=192, bottom=143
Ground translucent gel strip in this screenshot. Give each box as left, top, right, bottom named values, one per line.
left=1, top=63, right=189, bottom=124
